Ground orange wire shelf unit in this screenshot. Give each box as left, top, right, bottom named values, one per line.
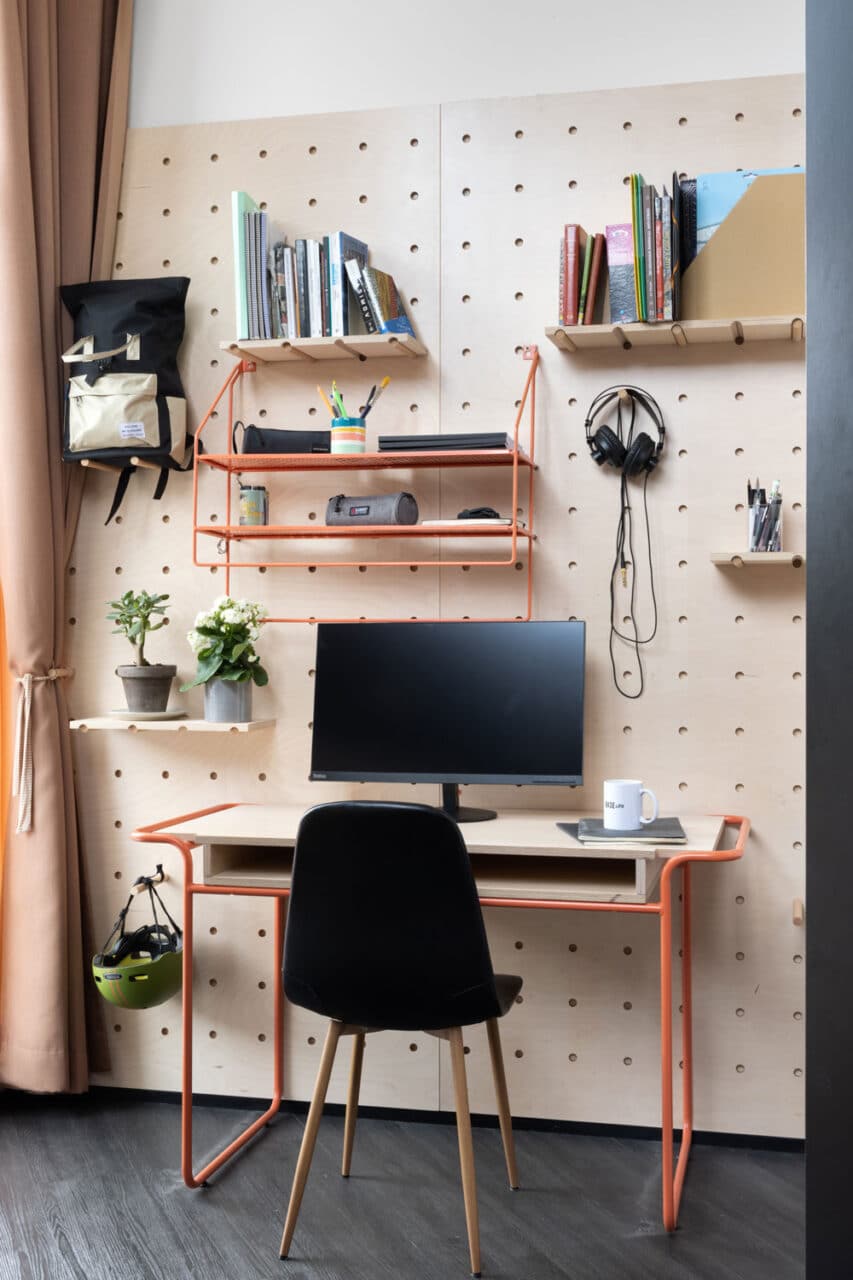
left=192, top=347, right=540, bottom=623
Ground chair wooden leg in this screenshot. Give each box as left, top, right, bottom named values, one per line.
left=341, top=1032, right=365, bottom=1177
left=448, top=1027, right=482, bottom=1278
left=279, top=1021, right=342, bottom=1259
left=486, top=1018, right=519, bottom=1190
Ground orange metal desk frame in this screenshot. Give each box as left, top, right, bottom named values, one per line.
left=132, top=806, right=749, bottom=1232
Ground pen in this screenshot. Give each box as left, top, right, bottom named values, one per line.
left=331, top=381, right=347, bottom=417
left=317, top=385, right=336, bottom=417
left=359, top=384, right=377, bottom=415
left=362, top=376, right=390, bottom=417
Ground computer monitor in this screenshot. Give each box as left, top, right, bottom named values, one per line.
left=310, top=620, right=585, bottom=822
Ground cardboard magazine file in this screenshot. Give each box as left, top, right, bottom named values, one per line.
left=680, top=173, right=804, bottom=320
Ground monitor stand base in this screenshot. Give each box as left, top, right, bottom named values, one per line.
left=441, top=784, right=497, bottom=824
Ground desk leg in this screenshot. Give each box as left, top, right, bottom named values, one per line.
left=660, top=863, right=693, bottom=1232
left=181, top=891, right=286, bottom=1188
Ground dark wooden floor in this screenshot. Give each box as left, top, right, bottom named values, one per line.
left=0, top=1093, right=803, bottom=1280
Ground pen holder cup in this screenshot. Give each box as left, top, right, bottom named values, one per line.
left=331, top=417, right=366, bottom=455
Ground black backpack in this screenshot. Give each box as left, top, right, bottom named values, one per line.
left=60, top=277, right=192, bottom=522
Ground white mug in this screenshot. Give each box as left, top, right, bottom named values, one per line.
left=603, top=778, right=659, bottom=831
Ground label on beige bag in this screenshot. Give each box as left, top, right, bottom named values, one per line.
left=119, top=422, right=146, bottom=439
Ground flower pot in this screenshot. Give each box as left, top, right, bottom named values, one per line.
left=204, top=677, right=253, bottom=723
left=116, top=664, right=176, bottom=713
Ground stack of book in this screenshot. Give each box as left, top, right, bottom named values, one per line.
left=231, top=191, right=416, bottom=343
left=557, top=226, right=606, bottom=327
left=564, top=816, right=688, bottom=847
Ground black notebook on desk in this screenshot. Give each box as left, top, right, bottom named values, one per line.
left=558, top=818, right=687, bottom=844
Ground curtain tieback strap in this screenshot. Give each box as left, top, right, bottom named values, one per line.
left=12, top=668, right=74, bottom=835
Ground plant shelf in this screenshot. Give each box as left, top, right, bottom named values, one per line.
left=70, top=718, right=276, bottom=733
left=545, top=315, right=805, bottom=353
left=710, top=552, right=805, bottom=568
left=221, top=333, right=426, bottom=363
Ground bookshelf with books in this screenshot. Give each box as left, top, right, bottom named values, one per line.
left=547, top=168, right=805, bottom=354
left=230, top=192, right=426, bottom=361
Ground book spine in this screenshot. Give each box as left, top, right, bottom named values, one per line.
left=329, top=234, right=344, bottom=337
left=662, top=195, right=673, bottom=322
left=564, top=225, right=580, bottom=326
left=631, top=175, right=645, bottom=321
left=247, top=212, right=259, bottom=340
left=577, top=234, right=593, bottom=324
left=307, top=240, right=323, bottom=338
left=321, top=237, right=331, bottom=336
left=584, top=233, right=605, bottom=325
left=605, top=223, right=639, bottom=324
left=344, top=259, right=378, bottom=333
left=654, top=195, right=664, bottom=322
left=259, top=213, right=272, bottom=339
left=295, top=239, right=309, bottom=338
left=558, top=238, right=566, bottom=325
left=642, top=186, right=656, bottom=323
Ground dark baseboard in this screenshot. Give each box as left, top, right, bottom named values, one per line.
left=1, top=1084, right=803, bottom=1154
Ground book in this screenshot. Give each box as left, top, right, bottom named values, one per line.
left=671, top=173, right=682, bottom=320
left=246, top=211, right=259, bottom=339
left=654, top=194, right=664, bottom=321
left=307, top=239, right=323, bottom=338
left=344, top=258, right=378, bottom=333
left=558, top=237, right=566, bottom=325
left=321, top=237, right=331, bottom=337
left=605, top=224, right=638, bottom=324
left=642, top=183, right=656, bottom=323
left=328, top=233, right=369, bottom=335
left=557, top=817, right=687, bottom=844
left=361, top=267, right=416, bottom=337
left=563, top=225, right=587, bottom=326
left=630, top=175, right=643, bottom=320
left=294, top=240, right=310, bottom=338
left=379, top=432, right=513, bottom=452
left=577, top=233, right=594, bottom=324
left=679, top=176, right=697, bottom=272
left=584, top=233, right=606, bottom=325
left=258, top=212, right=272, bottom=339
left=231, top=191, right=259, bottom=340
left=661, top=191, right=673, bottom=322
left=283, top=245, right=298, bottom=340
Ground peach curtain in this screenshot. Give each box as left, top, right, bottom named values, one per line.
left=0, top=0, right=132, bottom=1091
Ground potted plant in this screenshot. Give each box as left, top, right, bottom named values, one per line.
left=107, top=589, right=175, bottom=713
left=182, top=596, right=269, bottom=722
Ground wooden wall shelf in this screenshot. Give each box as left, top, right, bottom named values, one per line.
left=70, top=718, right=276, bottom=733
left=545, top=315, right=805, bottom=353
left=197, top=524, right=534, bottom=542
left=710, top=552, right=805, bottom=568
left=198, top=447, right=532, bottom=475
left=221, top=333, right=426, bottom=363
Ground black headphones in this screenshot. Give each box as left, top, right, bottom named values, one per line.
left=584, top=385, right=665, bottom=477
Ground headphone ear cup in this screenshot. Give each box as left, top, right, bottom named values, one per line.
left=623, top=431, right=655, bottom=476
left=590, top=424, right=626, bottom=469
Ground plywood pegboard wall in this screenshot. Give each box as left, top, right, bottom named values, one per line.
left=68, top=74, right=805, bottom=1137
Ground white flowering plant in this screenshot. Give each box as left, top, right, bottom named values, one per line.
left=181, top=597, right=269, bottom=690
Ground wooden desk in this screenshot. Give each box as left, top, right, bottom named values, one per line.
left=133, top=803, right=748, bottom=1232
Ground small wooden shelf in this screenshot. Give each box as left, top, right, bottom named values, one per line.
left=710, top=551, right=805, bottom=568
left=545, top=315, right=805, bottom=353
left=70, top=718, right=276, bottom=733
left=198, top=447, right=532, bottom=475
left=196, top=523, right=533, bottom=542
left=221, top=333, right=426, bottom=363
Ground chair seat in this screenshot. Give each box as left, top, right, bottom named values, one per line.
left=493, top=974, right=524, bottom=1017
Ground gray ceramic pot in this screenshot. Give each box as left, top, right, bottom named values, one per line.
left=204, top=677, right=253, bottom=723
left=116, top=664, right=176, bottom=712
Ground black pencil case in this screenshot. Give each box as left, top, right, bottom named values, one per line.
left=233, top=421, right=331, bottom=454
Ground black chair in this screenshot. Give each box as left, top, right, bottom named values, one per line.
left=279, top=801, right=522, bottom=1277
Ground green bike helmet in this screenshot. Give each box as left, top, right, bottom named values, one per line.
left=92, top=867, right=182, bottom=1010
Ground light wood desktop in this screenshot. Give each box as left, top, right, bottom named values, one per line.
left=134, top=802, right=747, bottom=1232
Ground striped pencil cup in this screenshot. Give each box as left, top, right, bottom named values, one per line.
left=330, top=416, right=366, bottom=454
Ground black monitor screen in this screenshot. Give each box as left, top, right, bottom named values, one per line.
left=310, top=621, right=585, bottom=786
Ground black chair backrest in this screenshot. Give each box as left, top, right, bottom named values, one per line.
left=283, top=802, right=501, bottom=1031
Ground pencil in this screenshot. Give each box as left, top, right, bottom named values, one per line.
left=316, top=385, right=335, bottom=416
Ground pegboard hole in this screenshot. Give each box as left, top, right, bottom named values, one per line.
left=409, top=137, right=418, bottom=147
left=114, top=820, right=122, bottom=829
left=734, top=448, right=744, bottom=457
left=793, top=840, right=803, bottom=850
left=461, top=401, right=470, bottom=411
left=678, top=560, right=688, bottom=568
left=515, top=129, right=524, bottom=139
left=307, top=1036, right=316, bottom=1046
left=358, top=565, right=367, bottom=573
left=735, top=671, right=745, bottom=680
left=410, top=297, right=419, bottom=306
left=678, top=449, right=687, bottom=458
left=113, top=870, right=122, bottom=880
left=210, top=307, right=219, bottom=317
left=462, top=240, right=471, bottom=250
left=793, top=784, right=803, bottom=793
left=794, top=1010, right=803, bottom=1021
left=358, top=194, right=367, bottom=204
left=161, top=1027, right=169, bottom=1036
left=114, top=769, right=122, bottom=778
left=462, top=294, right=471, bottom=303
left=735, top=782, right=745, bottom=792
left=410, top=244, right=419, bottom=254
left=736, top=1064, right=745, bottom=1073
left=308, top=197, right=317, bottom=208
left=514, top=291, right=524, bottom=301
left=568, top=179, right=578, bottom=190
left=258, top=772, right=267, bottom=782
left=69, top=617, right=77, bottom=626
left=358, top=141, right=367, bottom=151
left=735, top=727, right=745, bottom=736
left=515, top=238, right=524, bottom=247
left=115, top=261, right=123, bottom=271
left=514, top=940, right=524, bottom=950
left=735, top=614, right=744, bottom=624
left=793, top=727, right=803, bottom=737
left=462, top=133, right=471, bottom=143
left=678, top=615, right=687, bottom=624
left=792, top=502, right=802, bottom=511
left=678, top=116, right=688, bottom=126
left=623, top=1057, right=633, bottom=1067
left=162, top=208, right=171, bottom=218
left=462, top=187, right=471, bottom=197
left=210, top=153, right=219, bottom=162
left=678, top=671, right=688, bottom=680
left=793, top=954, right=803, bottom=964
left=162, top=259, right=171, bottom=269
left=258, top=148, right=268, bottom=159
left=678, top=726, right=688, bottom=736
left=622, top=176, right=631, bottom=186
left=735, top=112, right=745, bottom=122
left=209, top=978, right=217, bottom=988
left=792, top=388, right=802, bottom=399
left=208, top=1030, right=217, bottom=1039
left=568, top=998, right=578, bottom=1008
left=161, top=770, right=170, bottom=779
left=514, top=1050, right=524, bottom=1059
left=209, top=927, right=218, bottom=936
left=210, top=205, right=219, bottom=214
left=514, top=184, right=524, bottom=194
left=568, top=943, right=578, bottom=953
left=793, top=1068, right=803, bottom=1078
left=793, top=107, right=803, bottom=118
left=258, top=981, right=267, bottom=990
left=735, top=895, right=745, bottom=904
left=622, top=725, right=632, bottom=735
left=258, top=1033, right=266, bottom=1043
left=736, top=951, right=745, bottom=961
left=736, top=1008, right=745, bottom=1018
left=210, top=257, right=218, bottom=265
left=258, top=929, right=266, bottom=938
left=793, top=445, right=802, bottom=455
left=568, top=1052, right=578, bottom=1062
left=623, top=946, right=632, bottom=956
left=464, top=1046, right=471, bottom=1055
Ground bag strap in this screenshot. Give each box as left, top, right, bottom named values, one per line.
left=232, top=419, right=247, bottom=453
left=104, top=465, right=135, bottom=525
left=61, top=333, right=140, bottom=364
